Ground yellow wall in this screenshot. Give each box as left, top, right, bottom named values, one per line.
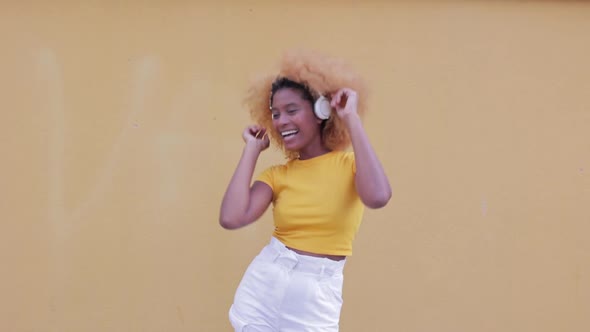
left=1, top=1, right=589, bottom=331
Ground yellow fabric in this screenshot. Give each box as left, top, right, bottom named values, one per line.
left=256, top=151, right=365, bottom=256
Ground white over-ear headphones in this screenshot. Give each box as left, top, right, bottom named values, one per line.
left=314, top=95, right=332, bottom=120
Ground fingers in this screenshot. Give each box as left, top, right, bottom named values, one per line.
left=262, top=132, right=270, bottom=147
left=259, top=128, right=267, bottom=137
left=244, top=125, right=269, bottom=140
left=249, top=125, right=259, bottom=135
left=330, top=88, right=357, bottom=108
left=330, top=90, right=343, bottom=108
left=245, top=125, right=260, bottom=137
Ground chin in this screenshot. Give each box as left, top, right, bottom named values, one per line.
left=286, top=139, right=308, bottom=150
left=283, top=145, right=298, bottom=153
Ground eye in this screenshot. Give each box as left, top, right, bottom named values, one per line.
left=271, top=113, right=279, bottom=120
left=287, top=109, right=298, bottom=114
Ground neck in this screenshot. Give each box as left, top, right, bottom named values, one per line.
left=298, top=143, right=331, bottom=160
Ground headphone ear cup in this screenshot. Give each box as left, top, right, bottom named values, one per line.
left=314, top=96, right=332, bottom=120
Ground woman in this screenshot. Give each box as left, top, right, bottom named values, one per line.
left=220, top=51, right=391, bottom=331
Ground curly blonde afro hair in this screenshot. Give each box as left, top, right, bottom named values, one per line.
left=244, top=50, right=368, bottom=159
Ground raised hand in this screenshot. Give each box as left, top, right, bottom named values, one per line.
left=330, top=88, right=359, bottom=120
left=242, top=125, right=270, bottom=152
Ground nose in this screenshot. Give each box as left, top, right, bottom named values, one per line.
left=276, top=113, right=290, bottom=128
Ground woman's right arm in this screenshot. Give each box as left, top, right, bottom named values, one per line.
left=219, top=125, right=273, bottom=229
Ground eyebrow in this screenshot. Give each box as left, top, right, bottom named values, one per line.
left=272, top=102, right=300, bottom=110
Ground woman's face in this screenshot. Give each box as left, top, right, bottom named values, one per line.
left=271, top=88, right=323, bottom=152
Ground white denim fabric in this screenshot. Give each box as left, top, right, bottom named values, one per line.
left=229, top=237, right=346, bottom=332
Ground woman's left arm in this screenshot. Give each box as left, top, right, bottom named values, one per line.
left=331, top=88, right=392, bottom=209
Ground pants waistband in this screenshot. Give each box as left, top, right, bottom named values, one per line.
left=262, top=237, right=345, bottom=278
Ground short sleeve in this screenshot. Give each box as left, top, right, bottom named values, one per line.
left=255, top=166, right=275, bottom=191
left=343, top=151, right=356, bottom=174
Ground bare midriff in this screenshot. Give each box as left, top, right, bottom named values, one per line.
left=286, top=246, right=346, bottom=261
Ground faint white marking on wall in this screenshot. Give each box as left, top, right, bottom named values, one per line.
left=69, top=55, right=160, bottom=222
left=36, top=47, right=66, bottom=324
left=481, top=198, right=488, bottom=217
left=37, top=48, right=66, bottom=235
left=151, top=78, right=211, bottom=223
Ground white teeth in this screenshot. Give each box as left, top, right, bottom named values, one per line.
left=281, top=130, right=298, bottom=137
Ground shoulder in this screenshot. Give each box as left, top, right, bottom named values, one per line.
left=331, top=150, right=356, bottom=173
left=341, top=150, right=355, bottom=161
left=332, top=150, right=355, bottom=164
left=260, top=163, right=289, bottom=176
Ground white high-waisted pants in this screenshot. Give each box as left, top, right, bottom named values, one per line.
left=229, top=237, right=346, bottom=332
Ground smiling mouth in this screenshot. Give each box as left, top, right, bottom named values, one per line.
left=281, top=129, right=299, bottom=138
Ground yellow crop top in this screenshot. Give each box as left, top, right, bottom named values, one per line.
left=256, top=151, right=365, bottom=256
